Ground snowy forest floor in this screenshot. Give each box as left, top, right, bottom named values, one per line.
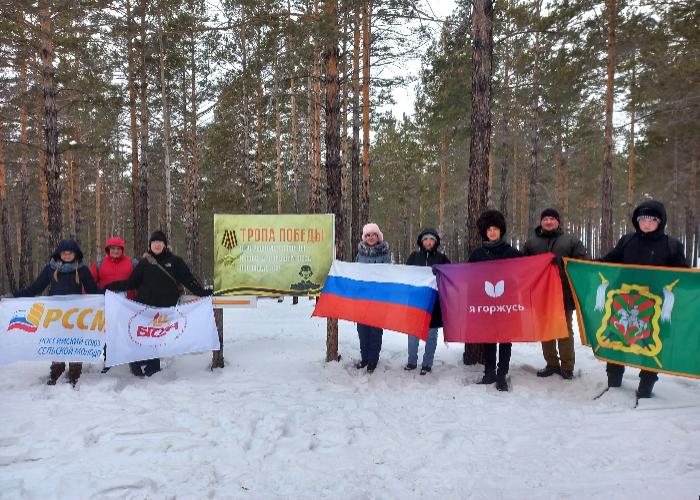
left=1, top=299, right=699, bottom=499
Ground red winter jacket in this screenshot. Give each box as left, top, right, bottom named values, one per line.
left=90, top=236, right=137, bottom=299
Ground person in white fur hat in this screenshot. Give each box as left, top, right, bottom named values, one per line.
left=354, top=222, right=391, bottom=373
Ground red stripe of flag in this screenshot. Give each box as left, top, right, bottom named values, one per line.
left=313, top=293, right=431, bottom=339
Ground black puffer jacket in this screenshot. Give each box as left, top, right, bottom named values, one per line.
left=523, top=226, right=589, bottom=310
left=406, top=228, right=450, bottom=329
left=602, top=200, right=688, bottom=268
left=108, top=248, right=210, bottom=307
left=468, top=239, right=522, bottom=263
left=14, top=240, right=100, bottom=297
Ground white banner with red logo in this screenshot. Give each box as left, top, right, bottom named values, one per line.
left=104, top=291, right=219, bottom=367
left=0, top=295, right=105, bottom=364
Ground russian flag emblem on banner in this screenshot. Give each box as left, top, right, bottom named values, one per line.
left=312, top=260, right=438, bottom=339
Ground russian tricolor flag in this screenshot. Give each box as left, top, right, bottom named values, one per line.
left=312, top=260, right=438, bottom=339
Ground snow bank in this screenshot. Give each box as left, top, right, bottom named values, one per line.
left=1, top=299, right=699, bottom=499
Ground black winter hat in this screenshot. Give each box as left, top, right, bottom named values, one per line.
left=415, top=228, right=441, bottom=248
left=540, top=208, right=561, bottom=222
left=51, top=239, right=84, bottom=262
left=149, top=230, right=168, bottom=246
left=477, top=210, right=506, bottom=241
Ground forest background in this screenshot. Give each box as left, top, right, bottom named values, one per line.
left=0, top=0, right=698, bottom=295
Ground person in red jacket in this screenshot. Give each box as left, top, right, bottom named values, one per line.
left=90, top=236, right=136, bottom=372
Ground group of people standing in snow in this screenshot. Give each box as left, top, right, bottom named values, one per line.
left=353, top=200, right=688, bottom=399
left=9, top=231, right=210, bottom=386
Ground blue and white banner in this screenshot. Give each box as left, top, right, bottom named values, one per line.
left=0, top=295, right=105, bottom=364
left=104, top=291, right=219, bottom=367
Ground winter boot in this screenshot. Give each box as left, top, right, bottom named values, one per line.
left=607, top=372, right=623, bottom=388
left=420, top=366, right=431, bottom=376
left=366, top=362, right=377, bottom=374
left=101, top=366, right=111, bottom=374
left=636, top=378, right=656, bottom=399
left=130, top=363, right=145, bottom=377
left=355, top=361, right=368, bottom=370
left=536, top=365, right=561, bottom=378
left=560, top=370, right=574, bottom=380
left=46, top=378, right=58, bottom=386
left=404, top=363, right=417, bottom=371
left=478, top=371, right=497, bottom=384
left=496, top=374, right=509, bottom=392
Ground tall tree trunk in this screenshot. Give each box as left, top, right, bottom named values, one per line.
left=288, top=0, right=300, bottom=214
left=290, top=76, right=300, bottom=213
left=158, top=24, right=173, bottom=241
left=601, top=0, right=617, bottom=253
left=439, top=137, right=447, bottom=236
left=351, top=0, right=361, bottom=257
left=241, top=9, right=251, bottom=213
left=309, top=0, right=322, bottom=214
left=464, top=0, right=493, bottom=366
left=95, top=158, right=101, bottom=257
left=188, top=38, right=200, bottom=275
left=35, top=87, right=49, bottom=242
left=466, top=0, right=493, bottom=256
left=255, top=79, right=265, bottom=214
left=18, top=52, right=32, bottom=287
left=626, top=53, right=636, bottom=221
left=138, top=0, right=150, bottom=251
left=0, top=122, right=16, bottom=292
left=527, top=30, right=541, bottom=233
left=274, top=50, right=283, bottom=215
left=360, top=0, right=371, bottom=224
left=73, top=129, right=83, bottom=245
left=67, top=151, right=75, bottom=238
left=39, top=2, right=61, bottom=250
left=126, top=0, right=140, bottom=256
left=324, top=0, right=343, bottom=361
left=554, top=116, right=565, bottom=226
left=499, top=38, right=511, bottom=219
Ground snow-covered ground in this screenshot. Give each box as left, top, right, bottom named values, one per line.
left=1, top=299, right=699, bottom=499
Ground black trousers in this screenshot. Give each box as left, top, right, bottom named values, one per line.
left=484, top=343, right=512, bottom=376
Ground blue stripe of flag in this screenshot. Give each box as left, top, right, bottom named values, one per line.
left=322, top=275, right=437, bottom=313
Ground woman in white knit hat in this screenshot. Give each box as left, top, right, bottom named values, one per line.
left=355, top=222, right=391, bottom=373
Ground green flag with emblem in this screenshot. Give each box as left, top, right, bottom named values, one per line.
left=564, top=258, right=700, bottom=379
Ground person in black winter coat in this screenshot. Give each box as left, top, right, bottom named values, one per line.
left=468, top=210, right=521, bottom=391
left=107, top=230, right=211, bottom=377
left=13, top=239, right=101, bottom=386
left=404, top=228, right=450, bottom=375
left=601, top=200, right=688, bottom=398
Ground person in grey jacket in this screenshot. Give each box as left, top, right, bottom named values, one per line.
left=355, top=222, right=391, bottom=373
left=523, top=208, right=589, bottom=379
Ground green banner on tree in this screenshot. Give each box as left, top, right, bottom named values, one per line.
left=214, top=214, right=335, bottom=297
left=565, top=258, right=700, bottom=379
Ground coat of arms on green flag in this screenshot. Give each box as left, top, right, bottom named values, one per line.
left=564, top=258, right=700, bottom=379
left=214, top=214, right=335, bottom=297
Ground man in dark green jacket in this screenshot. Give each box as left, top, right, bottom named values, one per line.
left=523, top=208, right=589, bottom=379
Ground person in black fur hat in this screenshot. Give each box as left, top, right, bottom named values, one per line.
left=468, top=210, right=521, bottom=391
left=107, top=230, right=211, bottom=377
